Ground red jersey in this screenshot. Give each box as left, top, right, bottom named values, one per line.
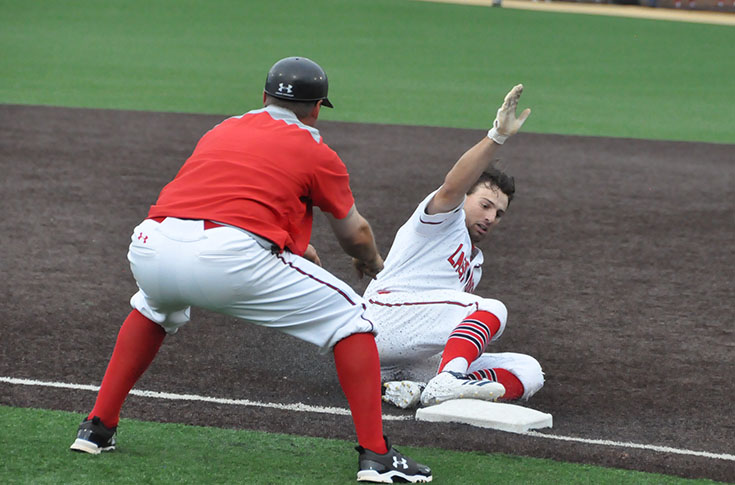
left=148, top=106, right=355, bottom=255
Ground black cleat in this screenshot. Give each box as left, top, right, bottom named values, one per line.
left=69, top=416, right=117, bottom=454
left=356, top=437, right=432, bottom=483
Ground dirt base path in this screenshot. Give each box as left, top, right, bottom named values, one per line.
left=1, top=105, right=733, bottom=482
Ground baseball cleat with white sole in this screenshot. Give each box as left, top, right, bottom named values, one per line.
left=69, top=416, right=117, bottom=454
left=420, top=371, right=505, bottom=407
left=356, top=437, right=432, bottom=483
left=383, top=380, right=424, bottom=409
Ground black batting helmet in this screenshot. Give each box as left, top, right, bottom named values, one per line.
left=264, top=56, right=333, bottom=108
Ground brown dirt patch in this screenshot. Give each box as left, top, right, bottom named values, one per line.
left=1, top=105, right=733, bottom=482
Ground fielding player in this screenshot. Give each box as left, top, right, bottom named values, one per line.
left=69, top=56, right=431, bottom=483
left=365, top=85, right=545, bottom=409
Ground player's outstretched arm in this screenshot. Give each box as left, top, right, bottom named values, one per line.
left=325, top=205, right=384, bottom=279
left=427, top=84, right=531, bottom=215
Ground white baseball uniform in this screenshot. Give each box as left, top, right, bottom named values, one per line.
left=364, top=189, right=543, bottom=399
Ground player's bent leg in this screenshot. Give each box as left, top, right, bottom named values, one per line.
left=467, top=368, right=524, bottom=400
left=436, top=309, right=503, bottom=375
left=473, top=298, right=508, bottom=340
left=469, top=352, right=544, bottom=400
left=336, top=335, right=432, bottom=482
left=129, top=290, right=190, bottom=334
left=218, top=247, right=373, bottom=350
left=334, top=333, right=386, bottom=454
left=127, top=218, right=197, bottom=334
left=70, top=309, right=166, bottom=454
left=132, top=229, right=430, bottom=480
left=368, top=290, right=505, bottom=370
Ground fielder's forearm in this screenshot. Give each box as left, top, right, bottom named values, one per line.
left=327, top=206, right=382, bottom=265
left=337, top=219, right=381, bottom=264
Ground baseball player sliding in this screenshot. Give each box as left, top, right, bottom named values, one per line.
left=364, top=85, right=545, bottom=409
left=69, top=57, right=431, bottom=483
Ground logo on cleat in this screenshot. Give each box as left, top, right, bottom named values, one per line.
left=475, top=380, right=497, bottom=387
left=393, top=456, right=409, bottom=469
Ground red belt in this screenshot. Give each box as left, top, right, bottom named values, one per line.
left=149, top=217, right=223, bottom=230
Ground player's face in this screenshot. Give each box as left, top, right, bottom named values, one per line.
left=464, top=184, right=509, bottom=244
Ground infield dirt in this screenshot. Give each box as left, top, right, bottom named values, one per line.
left=1, top=105, right=733, bottom=482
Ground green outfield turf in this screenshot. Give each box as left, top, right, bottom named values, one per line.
left=1, top=1, right=732, bottom=483
left=1, top=0, right=733, bottom=142
left=0, top=406, right=723, bottom=485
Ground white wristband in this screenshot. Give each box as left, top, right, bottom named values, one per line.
left=487, top=126, right=508, bottom=145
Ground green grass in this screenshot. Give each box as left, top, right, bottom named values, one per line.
left=1, top=0, right=733, bottom=142
left=0, top=406, right=723, bottom=484
left=1, top=1, right=732, bottom=483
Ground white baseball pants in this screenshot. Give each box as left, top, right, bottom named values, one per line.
left=366, top=289, right=543, bottom=399
left=127, top=217, right=373, bottom=353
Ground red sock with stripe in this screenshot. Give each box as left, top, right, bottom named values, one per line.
left=468, top=368, right=525, bottom=400
left=88, top=310, right=166, bottom=428
left=437, top=311, right=501, bottom=374
left=333, top=332, right=387, bottom=454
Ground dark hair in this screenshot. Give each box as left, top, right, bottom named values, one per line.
left=264, top=94, right=318, bottom=119
left=468, top=165, right=515, bottom=205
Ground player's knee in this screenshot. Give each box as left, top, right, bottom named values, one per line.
left=477, top=298, right=507, bottom=339
left=130, top=292, right=188, bottom=334
left=495, top=352, right=544, bottom=400
left=512, top=355, right=544, bottom=400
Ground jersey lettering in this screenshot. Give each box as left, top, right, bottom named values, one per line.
left=448, top=244, right=463, bottom=265
left=464, top=270, right=476, bottom=292
left=448, top=244, right=471, bottom=283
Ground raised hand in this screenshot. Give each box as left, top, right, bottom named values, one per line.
left=487, top=84, right=531, bottom=145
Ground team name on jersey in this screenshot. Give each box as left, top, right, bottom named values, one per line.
left=448, top=243, right=475, bottom=289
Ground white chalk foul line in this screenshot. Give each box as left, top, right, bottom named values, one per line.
left=3, top=376, right=734, bottom=461
left=524, top=431, right=735, bottom=461
left=0, top=376, right=409, bottom=421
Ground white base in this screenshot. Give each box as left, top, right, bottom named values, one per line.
left=415, top=399, right=552, bottom=433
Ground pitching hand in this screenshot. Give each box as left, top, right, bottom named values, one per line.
left=487, top=84, right=531, bottom=145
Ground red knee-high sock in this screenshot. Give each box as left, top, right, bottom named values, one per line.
left=468, top=368, right=525, bottom=400
left=437, top=311, right=501, bottom=374
left=333, top=332, right=387, bottom=454
left=89, top=309, right=166, bottom=428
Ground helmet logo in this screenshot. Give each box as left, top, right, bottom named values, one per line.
left=278, top=83, right=294, bottom=95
